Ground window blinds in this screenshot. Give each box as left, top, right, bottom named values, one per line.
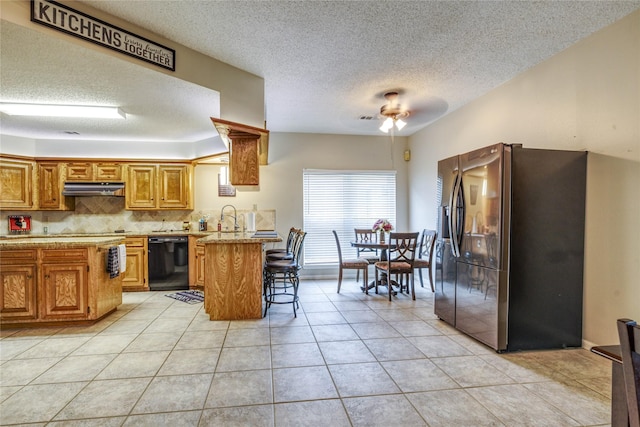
left=302, top=169, right=396, bottom=266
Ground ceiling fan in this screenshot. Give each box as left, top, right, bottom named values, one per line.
left=378, top=91, right=410, bottom=133
left=367, top=90, right=448, bottom=135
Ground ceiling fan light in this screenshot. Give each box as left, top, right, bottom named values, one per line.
left=380, top=117, right=393, bottom=133
left=395, top=118, right=407, bottom=130
left=0, top=103, right=126, bottom=119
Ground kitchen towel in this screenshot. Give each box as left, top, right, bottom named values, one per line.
left=106, top=246, right=120, bottom=279
left=118, top=244, right=127, bottom=273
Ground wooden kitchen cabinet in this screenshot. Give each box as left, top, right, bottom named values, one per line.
left=0, top=250, right=38, bottom=321
left=40, top=248, right=88, bottom=320
left=122, top=236, right=148, bottom=292
left=66, top=162, right=122, bottom=182
left=210, top=118, right=269, bottom=186
left=0, top=157, right=35, bottom=209
left=38, top=162, right=75, bottom=211
left=230, top=138, right=260, bottom=186
left=95, top=163, right=122, bottom=181
left=0, top=240, right=123, bottom=327
left=125, top=163, right=192, bottom=210
left=40, top=262, right=88, bottom=320
left=66, top=162, right=93, bottom=180
left=188, top=236, right=205, bottom=288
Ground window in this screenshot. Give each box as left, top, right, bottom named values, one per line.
left=303, top=169, right=396, bottom=266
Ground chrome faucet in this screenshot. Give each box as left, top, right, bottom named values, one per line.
left=220, top=204, right=239, bottom=231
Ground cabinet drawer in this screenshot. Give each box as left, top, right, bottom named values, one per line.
left=0, top=249, right=37, bottom=262
left=66, top=163, right=93, bottom=180
left=95, top=163, right=122, bottom=181
left=124, top=237, right=146, bottom=247
left=41, top=248, right=88, bottom=262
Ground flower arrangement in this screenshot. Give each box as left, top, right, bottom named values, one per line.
left=372, top=219, right=393, bottom=233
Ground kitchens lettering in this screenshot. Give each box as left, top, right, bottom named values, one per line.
left=31, top=0, right=175, bottom=70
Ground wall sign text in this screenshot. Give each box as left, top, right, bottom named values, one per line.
left=31, top=0, right=175, bottom=71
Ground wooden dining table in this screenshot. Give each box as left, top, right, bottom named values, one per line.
left=350, top=240, right=398, bottom=294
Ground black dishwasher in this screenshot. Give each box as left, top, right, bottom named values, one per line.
left=148, top=235, right=189, bottom=291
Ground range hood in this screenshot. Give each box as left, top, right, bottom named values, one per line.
left=62, top=182, right=125, bottom=197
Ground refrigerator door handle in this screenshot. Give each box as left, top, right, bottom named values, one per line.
left=447, top=177, right=456, bottom=257
left=457, top=176, right=465, bottom=255
left=450, top=174, right=462, bottom=258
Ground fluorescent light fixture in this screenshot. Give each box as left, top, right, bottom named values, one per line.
left=0, top=103, right=126, bottom=119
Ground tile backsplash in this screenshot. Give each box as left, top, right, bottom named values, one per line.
left=1, top=197, right=276, bottom=235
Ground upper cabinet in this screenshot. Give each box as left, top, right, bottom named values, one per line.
left=0, top=157, right=35, bottom=209
left=38, top=162, right=75, bottom=211
left=211, top=118, right=269, bottom=186
left=125, top=163, right=192, bottom=210
left=66, top=162, right=123, bottom=182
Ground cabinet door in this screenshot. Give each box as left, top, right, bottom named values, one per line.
left=230, top=138, right=259, bottom=185
left=41, top=263, right=88, bottom=319
left=0, top=265, right=37, bottom=320
left=95, top=163, right=122, bottom=181
left=0, top=158, right=34, bottom=209
left=158, top=165, right=191, bottom=209
left=195, top=244, right=205, bottom=286
left=122, top=247, right=148, bottom=291
left=38, top=163, right=74, bottom=211
left=66, top=163, right=93, bottom=181
left=38, top=163, right=61, bottom=209
left=126, top=165, right=157, bottom=209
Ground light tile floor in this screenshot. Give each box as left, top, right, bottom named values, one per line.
left=0, top=279, right=613, bottom=426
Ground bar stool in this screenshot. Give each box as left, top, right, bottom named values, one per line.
left=263, top=229, right=306, bottom=317
left=266, top=227, right=297, bottom=261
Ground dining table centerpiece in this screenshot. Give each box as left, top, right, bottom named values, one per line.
left=372, top=219, right=393, bottom=244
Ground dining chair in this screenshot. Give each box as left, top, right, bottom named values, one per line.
left=374, top=232, right=419, bottom=301
left=413, top=229, right=437, bottom=292
left=332, top=230, right=370, bottom=294
left=354, top=228, right=380, bottom=282
left=263, top=229, right=306, bottom=317
left=617, top=318, right=640, bottom=427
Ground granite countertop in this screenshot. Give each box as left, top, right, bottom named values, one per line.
left=0, top=231, right=214, bottom=239
left=0, top=236, right=125, bottom=249
left=197, top=231, right=282, bottom=244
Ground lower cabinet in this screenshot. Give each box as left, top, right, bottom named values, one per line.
left=122, top=237, right=148, bottom=292
left=41, top=263, right=87, bottom=320
left=0, top=246, right=121, bottom=326
left=0, top=263, right=37, bottom=321
left=188, top=236, right=205, bottom=288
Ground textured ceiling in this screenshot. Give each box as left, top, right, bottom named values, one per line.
left=1, top=1, right=639, bottom=143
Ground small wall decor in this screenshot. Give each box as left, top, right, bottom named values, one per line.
left=218, top=167, right=236, bottom=197
left=8, top=215, right=31, bottom=233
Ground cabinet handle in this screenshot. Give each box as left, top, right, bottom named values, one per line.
left=27, top=275, right=32, bottom=279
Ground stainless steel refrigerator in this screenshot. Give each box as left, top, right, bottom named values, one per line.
left=435, top=143, right=587, bottom=352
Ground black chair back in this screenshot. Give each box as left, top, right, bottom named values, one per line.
left=617, top=318, right=640, bottom=427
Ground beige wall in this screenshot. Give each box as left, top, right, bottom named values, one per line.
left=195, top=132, right=410, bottom=276
left=408, top=10, right=640, bottom=346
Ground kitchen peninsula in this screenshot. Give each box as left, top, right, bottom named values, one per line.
left=0, top=236, right=124, bottom=327
left=198, top=232, right=281, bottom=320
